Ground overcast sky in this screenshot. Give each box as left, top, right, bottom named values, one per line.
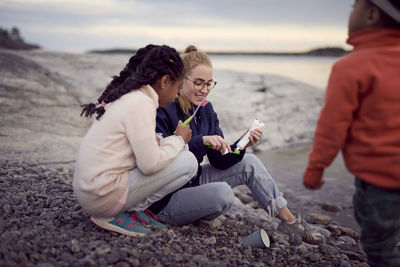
left=0, top=0, right=353, bottom=53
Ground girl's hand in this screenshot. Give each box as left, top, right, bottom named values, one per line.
left=203, top=135, right=232, bottom=154
left=175, top=120, right=192, bottom=143
left=245, top=128, right=263, bottom=148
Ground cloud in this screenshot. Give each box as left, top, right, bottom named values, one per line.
left=0, top=0, right=352, bottom=52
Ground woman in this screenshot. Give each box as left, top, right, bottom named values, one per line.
left=149, top=45, right=319, bottom=245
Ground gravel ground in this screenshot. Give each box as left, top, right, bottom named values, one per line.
left=0, top=159, right=369, bottom=266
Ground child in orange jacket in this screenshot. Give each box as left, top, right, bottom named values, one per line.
left=303, top=0, right=400, bottom=265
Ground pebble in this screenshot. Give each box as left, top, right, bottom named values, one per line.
left=0, top=160, right=368, bottom=266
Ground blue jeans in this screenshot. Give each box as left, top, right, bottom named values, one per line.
left=353, top=178, right=400, bottom=267
left=157, top=154, right=287, bottom=225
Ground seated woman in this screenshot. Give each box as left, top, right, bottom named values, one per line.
left=149, top=45, right=319, bottom=245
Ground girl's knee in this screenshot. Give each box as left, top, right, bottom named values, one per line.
left=177, top=151, right=198, bottom=177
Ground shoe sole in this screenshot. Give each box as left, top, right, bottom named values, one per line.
left=90, top=217, right=149, bottom=237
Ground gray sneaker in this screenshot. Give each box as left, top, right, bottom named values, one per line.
left=277, top=214, right=322, bottom=245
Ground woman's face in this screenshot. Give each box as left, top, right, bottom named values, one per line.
left=181, top=64, right=213, bottom=106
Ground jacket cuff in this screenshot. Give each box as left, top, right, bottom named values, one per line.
left=303, top=166, right=324, bottom=188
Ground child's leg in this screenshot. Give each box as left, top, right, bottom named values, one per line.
left=353, top=178, right=400, bottom=266
left=201, top=154, right=287, bottom=217
left=156, top=182, right=235, bottom=225
left=122, top=151, right=198, bottom=212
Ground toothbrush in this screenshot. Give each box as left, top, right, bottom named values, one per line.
left=174, top=99, right=208, bottom=134
left=204, top=142, right=240, bottom=155
left=181, top=99, right=208, bottom=127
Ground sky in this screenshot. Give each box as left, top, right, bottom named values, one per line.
left=0, top=0, right=354, bottom=53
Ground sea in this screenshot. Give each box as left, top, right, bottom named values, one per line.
left=209, top=54, right=341, bottom=90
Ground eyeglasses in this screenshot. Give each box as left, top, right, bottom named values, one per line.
left=185, top=77, right=217, bottom=91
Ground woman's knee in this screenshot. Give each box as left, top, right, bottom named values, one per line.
left=242, top=153, right=263, bottom=168
left=210, top=182, right=235, bottom=211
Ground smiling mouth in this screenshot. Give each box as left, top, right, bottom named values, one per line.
left=195, top=94, right=206, bottom=100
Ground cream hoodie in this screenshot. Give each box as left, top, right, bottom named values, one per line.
left=73, top=85, right=185, bottom=216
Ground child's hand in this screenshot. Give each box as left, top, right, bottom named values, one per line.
left=245, top=128, right=263, bottom=148
left=175, top=120, right=192, bottom=143
left=203, top=135, right=232, bottom=154
left=303, top=167, right=324, bottom=190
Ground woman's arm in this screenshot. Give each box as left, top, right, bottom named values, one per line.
left=207, top=111, right=245, bottom=170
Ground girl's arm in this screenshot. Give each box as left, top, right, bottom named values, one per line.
left=126, top=100, right=185, bottom=175
left=157, top=106, right=206, bottom=164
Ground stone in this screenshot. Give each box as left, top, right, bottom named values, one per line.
left=210, top=219, right=222, bottom=228
left=338, top=226, right=359, bottom=240
left=70, top=239, right=81, bottom=253
left=307, top=213, right=332, bottom=225
left=321, top=203, right=341, bottom=213
left=308, top=253, right=322, bottom=262
left=288, top=233, right=302, bottom=246
left=318, top=244, right=339, bottom=258
left=298, top=244, right=308, bottom=255
left=338, top=235, right=357, bottom=246
left=204, top=236, right=217, bottom=245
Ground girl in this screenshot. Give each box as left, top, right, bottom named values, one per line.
left=150, top=45, right=320, bottom=245
left=73, top=44, right=198, bottom=237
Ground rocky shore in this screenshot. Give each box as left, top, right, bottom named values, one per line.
left=1, top=159, right=368, bottom=266
left=0, top=49, right=368, bottom=265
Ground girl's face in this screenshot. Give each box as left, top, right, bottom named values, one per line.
left=158, top=77, right=183, bottom=108
left=181, top=64, right=213, bottom=106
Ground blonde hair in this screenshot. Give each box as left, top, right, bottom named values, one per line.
left=178, top=45, right=213, bottom=115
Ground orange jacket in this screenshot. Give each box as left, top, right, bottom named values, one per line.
left=304, top=28, right=400, bottom=190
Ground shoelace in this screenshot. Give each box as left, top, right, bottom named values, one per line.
left=295, top=216, right=311, bottom=233
left=124, top=211, right=149, bottom=228
left=144, top=209, right=158, bottom=221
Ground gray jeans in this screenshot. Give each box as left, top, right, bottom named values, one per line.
left=122, top=151, right=198, bottom=213
left=157, top=154, right=287, bottom=225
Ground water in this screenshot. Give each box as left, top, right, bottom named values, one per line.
left=210, top=54, right=340, bottom=89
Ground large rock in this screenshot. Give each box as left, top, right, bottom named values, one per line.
left=0, top=50, right=89, bottom=165
left=0, top=49, right=323, bottom=165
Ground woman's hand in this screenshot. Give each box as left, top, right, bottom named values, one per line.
left=203, top=135, right=231, bottom=154
left=244, top=128, right=263, bottom=148
left=175, top=120, right=192, bottom=143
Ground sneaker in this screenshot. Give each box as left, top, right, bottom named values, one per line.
left=91, top=211, right=152, bottom=237
left=277, top=214, right=322, bottom=245
left=136, top=209, right=167, bottom=229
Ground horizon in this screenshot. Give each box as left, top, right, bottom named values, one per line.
left=0, top=0, right=353, bottom=53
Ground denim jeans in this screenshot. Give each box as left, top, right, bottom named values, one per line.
left=121, top=151, right=198, bottom=213
left=157, top=154, right=287, bottom=225
left=353, top=178, right=400, bottom=267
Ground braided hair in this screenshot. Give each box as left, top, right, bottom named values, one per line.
left=81, top=44, right=184, bottom=119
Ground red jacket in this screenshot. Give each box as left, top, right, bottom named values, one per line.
left=304, top=28, right=400, bottom=190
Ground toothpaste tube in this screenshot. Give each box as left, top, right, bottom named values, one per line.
left=235, top=119, right=265, bottom=151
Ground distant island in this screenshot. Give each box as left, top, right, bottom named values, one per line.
left=89, top=47, right=350, bottom=57
left=0, top=27, right=40, bottom=50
